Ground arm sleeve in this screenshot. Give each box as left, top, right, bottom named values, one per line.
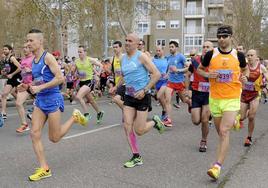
left=237, top=52, right=247, bottom=68
left=201, top=50, right=213, bottom=67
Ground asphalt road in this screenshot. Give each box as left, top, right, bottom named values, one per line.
left=0, top=97, right=268, bottom=188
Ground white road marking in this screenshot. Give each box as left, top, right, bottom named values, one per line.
left=63, top=123, right=121, bottom=140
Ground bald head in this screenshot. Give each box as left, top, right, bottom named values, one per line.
left=127, top=33, right=139, bottom=43
left=202, top=41, right=213, bottom=55
left=155, top=45, right=164, bottom=57
left=246, top=49, right=257, bottom=64
left=125, top=33, right=140, bottom=54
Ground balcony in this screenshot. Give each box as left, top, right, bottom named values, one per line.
left=184, top=7, right=205, bottom=18
left=207, top=15, right=224, bottom=24
left=206, top=31, right=218, bottom=41
left=208, top=0, right=224, bottom=8
left=184, top=26, right=203, bottom=34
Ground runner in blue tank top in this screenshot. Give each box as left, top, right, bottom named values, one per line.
left=26, top=29, right=87, bottom=182
left=121, top=33, right=165, bottom=168
left=152, top=45, right=168, bottom=121
left=164, top=41, right=191, bottom=127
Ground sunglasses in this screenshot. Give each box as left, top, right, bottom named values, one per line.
left=202, top=46, right=210, bottom=48
left=217, top=35, right=230, bottom=39
left=190, top=54, right=195, bottom=57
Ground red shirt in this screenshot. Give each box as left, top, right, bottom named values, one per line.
left=189, top=55, right=209, bottom=92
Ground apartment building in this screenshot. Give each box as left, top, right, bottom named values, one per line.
left=135, top=0, right=233, bottom=55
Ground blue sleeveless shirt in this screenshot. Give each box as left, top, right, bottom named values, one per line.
left=32, top=52, right=60, bottom=96
left=121, top=51, right=149, bottom=97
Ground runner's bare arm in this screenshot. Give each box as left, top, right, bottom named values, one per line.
left=261, top=64, right=268, bottom=81
left=140, top=53, right=160, bottom=91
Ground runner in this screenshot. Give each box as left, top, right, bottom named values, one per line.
left=197, top=25, right=248, bottom=180
left=164, top=41, right=190, bottom=126
left=15, top=43, right=34, bottom=133
left=240, top=49, right=268, bottom=147
left=152, top=45, right=168, bottom=122
left=74, top=46, right=104, bottom=124
left=108, top=40, right=124, bottom=109
left=26, top=29, right=87, bottom=181
left=186, top=41, right=213, bottom=152
left=1, top=44, right=21, bottom=120
left=122, top=33, right=165, bottom=168
left=138, top=39, right=151, bottom=57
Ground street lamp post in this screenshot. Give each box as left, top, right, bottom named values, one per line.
left=104, top=0, right=108, bottom=59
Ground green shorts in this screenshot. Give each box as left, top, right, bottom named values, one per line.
left=209, top=98, right=240, bottom=117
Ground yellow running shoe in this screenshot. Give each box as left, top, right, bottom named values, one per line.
left=233, top=114, right=240, bottom=131
left=28, top=168, right=52, bottom=181
left=72, top=109, right=88, bottom=126
left=207, top=166, right=221, bottom=180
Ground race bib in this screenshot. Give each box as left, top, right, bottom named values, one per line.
left=33, top=76, right=44, bottom=86
left=244, top=81, right=255, bottom=91
left=217, top=70, right=233, bottom=83
left=161, top=73, right=167, bottom=79
left=21, top=71, right=32, bottom=84
left=78, top=71, right=87, bottom=79
left=115, top=69, right=122, bottom=76
left=4, top=64, right=11, bottom=73
left=198, top=82, right=210, bottom=92
left=126, top=86, right=136, bottom=97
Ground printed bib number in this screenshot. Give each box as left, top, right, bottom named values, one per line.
left=244, top=81, right=255, bottom=91
left=21, top=71, right=32, bottom=84
left=78, top=71, right=86, bottom=79
left=33, top=76, right=44, bottom=86
left=4, top=64, right=11, bottom=73
left=115, top=70, right=122, bottom=76
left=126, top=86, right=136, bottom=97
left=198, top=82, right=210, bottom=92
left=161, top=73, right=167, bottom=79
left=217, top=70, right=233, bottom=83
left=169, top=65, right=176, bottom=73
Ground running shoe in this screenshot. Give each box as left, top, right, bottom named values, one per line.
left=239, top=120, right=244, bottom=129
left=16, top=124, right=30, bottom=133
left=124, top=156, right=143, bottom=168
left=28, top=168, right=52, bottom=181
left=1, top=113, right=7, bottom=120
left=244, top=137, right=252, bottom=147
left=97, top=111, right=104, bottom=124
left=207, top=165, right=221, bottom=180
left=27, top=113, right=32, bottom=121
left=0, top=115, right=4, bottom=128
left=163, top=118, right=173, bottom=127
left=233, top=114, right=241, bottom=131
left=153, top=115, right=165, bottom=133
left=72, top=109, right=88, bottom=126
left=173, top=103, right=181, bottom=109
left=209, top=120, right=213, bottom=128
left=199, top=140, right=207, bottom=152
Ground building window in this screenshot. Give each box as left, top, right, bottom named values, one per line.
left=136, top=1, right=149, bottom=15
left=170, top=0, right=180, bottom=10
left=170, top=20, right=180, bottom=29
left=156, top=39, right=166, bottom=47
left=156, top=2, right=167, bottom=10
left=137, top=22, right=149, bottom=33
left=156, top=21, right=166, bottom=29
left=184, top=36, right=203, bottom=54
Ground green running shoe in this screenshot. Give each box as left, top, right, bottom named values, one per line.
left=153, top=115, right=165, bottom=134
left=124, top=156, right=143, bottom=168
left=97, top=111, right=104, bottom=124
